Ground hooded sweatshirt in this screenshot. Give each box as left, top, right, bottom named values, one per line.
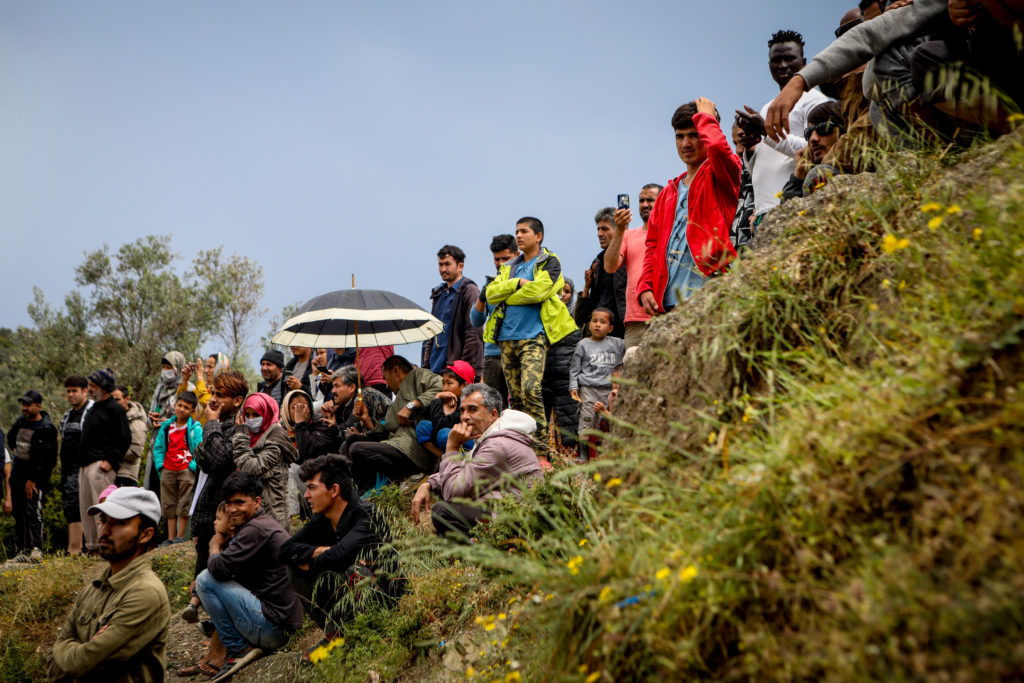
left=427, top=409, right=543, bottom=503
left=150, top=351, right=186, bottom=420
left=232, top=393, right=299, bottom=528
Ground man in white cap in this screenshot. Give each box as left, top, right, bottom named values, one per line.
left=45, top=487, right=170, bottom=683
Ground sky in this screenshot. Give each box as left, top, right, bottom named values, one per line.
left=0, top=1, right=844, bottom=367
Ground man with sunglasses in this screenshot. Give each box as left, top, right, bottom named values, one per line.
left=782, top=102, right=846, bottom=200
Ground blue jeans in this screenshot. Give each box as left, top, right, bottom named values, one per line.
left=195, top=569, right=289, bottom=656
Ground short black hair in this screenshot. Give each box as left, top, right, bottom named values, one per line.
left=592, top=306, right=616, bottom=325
left=381, top=355, right=413, bottom=374
left=489, top=234, right=517, bottom=253
left=857, top=0, right=881, bottom=11
left=177, top=391, right=199, bottom=408
left=298, top=455, right=354, bottom=502
left=437, top=245, right=466, bottom=264
left=807, top=100, right=844, bottom=127
left=671, top=102, right=698, bottom=130
left=114, top=384, right=131, bottom=397
left=441, top=368, right=469, bottom=385
left=221, top=471, right=262, bottom=501
left=137, top=514, right=159, bottom=549
left=641, top=183, right=663, bottom=193
left=63, top=374, right=88, bottom=389
left=769, top=29, right=805, bottom=50
left=516, top=216, right=544, bottom=238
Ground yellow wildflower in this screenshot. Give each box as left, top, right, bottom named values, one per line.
left=973, top=228, right=983, bottom=240
left=774, top=190, right=784, bottom=198
left=881, top=279, right=890, bottom=289
left=567, top=556, right=583, bottom=576
left=898, top=280, right=906, bottom=291
left=498, top=613, right=507, bottom=620
left=868, top=303, right=878, bottom=311
left=927, top=216, right=943, bottom=230
left=797, top=209, right=806, bottom=216
left=598, top=586, right=612, bottom=602
left=544, top=593, right=554, bottom=601
left=308, top=644, right=330, bottom=664
left=920, top=201, right=942, bottom=213
left=679, top=565, right=699, bottom=582
left=655, top=567, right=671, bottom=581
left=579, top=538, right=588, bottom=547
left=945, top=204, right=962, bottom=215
left=1007, top=112, right=1024, bottom=123
left=881, top=233, right=910, bottom=253
left=593, top=472, right=602, bottom=483
left=586, top=672, right=601, bottom=683
left=605, top=477, right=622, bottom=488
left=707, top=431, right=716, bottom=444
left=505, top=673, right=522, bottom=682
left=467, top=666, right=476, bottom=678
left=578, top=664, right=589, bottom=674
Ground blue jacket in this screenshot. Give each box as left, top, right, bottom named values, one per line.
left=153, top=417, right=202, bottom=475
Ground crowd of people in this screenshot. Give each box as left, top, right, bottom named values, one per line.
left=2, top=4, right=1021, bottom=679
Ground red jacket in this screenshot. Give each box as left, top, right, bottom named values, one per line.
left=637, top=112, right=741, bottom=310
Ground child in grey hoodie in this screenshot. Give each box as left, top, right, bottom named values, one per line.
left=570, top=307, right=625, bottom=460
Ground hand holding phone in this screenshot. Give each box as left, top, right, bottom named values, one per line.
left=617, top=194, right=630, bottom=210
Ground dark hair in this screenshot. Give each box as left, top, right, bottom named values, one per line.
left=208, top=354, right=219, bottom=362
left=807, top=100, right=844, bottom=127
left=612, top=364, right=625, bottom=375
left=63, top=374, right=88, bottom=389
left=298, top=455, right=354, bottom=502
left=594, top=207, right=615, bottom=225
left=381, top=355, right=413, bottom=374
left=591, top=306, right=617, bottom=325
left=212, top=370, right=249, bottom=398
left=857, top=0, right=881, bottom=11
left=671, top=102, right=699, bottom=130
left=437, top=245, right=466, bottom=264
left=769, top=29, right=805, bottom=50
left=641, top=183, right=664, bottom=193
left=490, top=234, right=517, bottom=253
left=114, top=384, right=131, bottom=398
left=177, top=391, right=199, bottom=408
left=516, top=217, right=544, bottom=238
left=221, top=471, right=262, bottom=501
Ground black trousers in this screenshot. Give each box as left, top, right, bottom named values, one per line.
left=288, top=565, right=404, bottom=634
left=342, top=434, right=421, bottom=493
left=193, top=521, right=215, bottom=578
left=431, top=500, right=488, bottom=540
left=10, top=470, right=44, bottom=551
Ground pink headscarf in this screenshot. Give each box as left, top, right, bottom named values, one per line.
left=243, top=393, right=280, bottom=447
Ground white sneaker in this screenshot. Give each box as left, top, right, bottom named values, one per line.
left=29, top=548, right=43, bottom=563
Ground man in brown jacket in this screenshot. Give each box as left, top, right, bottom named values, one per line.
left=46, top=487, right=170, bottom=682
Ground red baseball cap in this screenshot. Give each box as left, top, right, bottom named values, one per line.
left=446, top=360, right=475, bottom=384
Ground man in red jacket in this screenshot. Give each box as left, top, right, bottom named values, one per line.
left=638, top=97, right=741, bottom=316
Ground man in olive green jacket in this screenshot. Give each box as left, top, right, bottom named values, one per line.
left=344, top=355, right=443, bottom=493
left=45, top=487, right=170, bottom=683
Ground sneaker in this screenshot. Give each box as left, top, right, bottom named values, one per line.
left=196, top=619, right=216, bottom=638
left=11, top=553, right=32, bottom=563
left=181, top=604, right=199, bottom=623
left=210, top=647, right=263, bottom=682
left=29, top=548, right=43, bottom=562
left=158, top=539, right=174, bottom=548
left=171, top=537, right=187, bottom=544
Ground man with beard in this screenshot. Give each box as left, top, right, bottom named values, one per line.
left=574, top=208, right=626, bottom=338
left=112, top=385, right=148, bottom=487
left=603, top=184, right=663, bottom=349
left=422, top=245, right=484, bottom=376
left=59, top=375, right=93, bottom=556
left=7, top=389, right=59, bottom=563
left=257, top=350, right=287, bottom=406
left=735, top=30, right=828, bottom=221
left=783, top=101, right=847, bottom=200
left=45, top=487, right=169, bottom=682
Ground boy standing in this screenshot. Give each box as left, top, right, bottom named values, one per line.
left=59, top=375, right=93, bottom=555
left=153, top=391, right=202, bottom=545
left=569, top=308, right=625, bottom=463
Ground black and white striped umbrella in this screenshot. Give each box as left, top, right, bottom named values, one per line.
left=271, top=289, right=443, bottom=348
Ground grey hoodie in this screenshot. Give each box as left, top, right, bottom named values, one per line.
left=231, top=422, right=299, bottom=529
left=428, top=410, right=543, bottom=503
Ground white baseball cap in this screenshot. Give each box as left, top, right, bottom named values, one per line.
left=88, top=487, right=162, bottom=522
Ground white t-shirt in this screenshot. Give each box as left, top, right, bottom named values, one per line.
left=751, top=88, right=829, bottom=217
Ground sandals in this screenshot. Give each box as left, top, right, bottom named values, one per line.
left=177, top=659, right=219, bottom=677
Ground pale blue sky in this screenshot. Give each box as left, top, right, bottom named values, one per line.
left=0, top=1, right=843, bottom=364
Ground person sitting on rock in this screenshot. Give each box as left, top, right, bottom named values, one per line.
left=279, top=455, right=405, bottom=662
left=45, top=487, right=170, bottom=682
left=410, top=383, right=543, bottom=539
left=195, top=471, right=303, bottom=682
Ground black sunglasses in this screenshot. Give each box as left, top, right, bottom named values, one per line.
left=835, top=18, right=863, bottom=38
left=804, top=121, right=844, bottom=140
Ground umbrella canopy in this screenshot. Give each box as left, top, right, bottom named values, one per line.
left=271, top=289, right=444, bottom=348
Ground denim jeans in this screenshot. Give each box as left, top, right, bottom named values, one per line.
left=195, top=570, right=289, bottom=656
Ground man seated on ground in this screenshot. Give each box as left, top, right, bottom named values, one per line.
left=45, top=487, right=170, bottom=682
left=415, top=360, right=476, bottom=460
left=327, top=365, right=392, bottom=435
left=411, top=383, right=543, bottom=539
left=783, top=101, right=846, bottom=200
left=195, top=471, right=303, bottom=682
left=279, top=455, right=405, bottom=660
left=342, top=356, right=442, bottom=494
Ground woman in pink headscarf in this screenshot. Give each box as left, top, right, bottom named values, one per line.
left=231, top=393, right=298, bottom=529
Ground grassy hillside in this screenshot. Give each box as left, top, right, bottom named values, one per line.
left=5, top=129, right=1023, bottom=682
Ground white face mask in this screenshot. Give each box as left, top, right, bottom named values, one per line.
left=161, top=368, right=177, bottom=382
left=245, top=416, right=263, bottom=434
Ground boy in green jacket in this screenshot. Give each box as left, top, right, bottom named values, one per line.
left=481, top=217, right=576, bottom=458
